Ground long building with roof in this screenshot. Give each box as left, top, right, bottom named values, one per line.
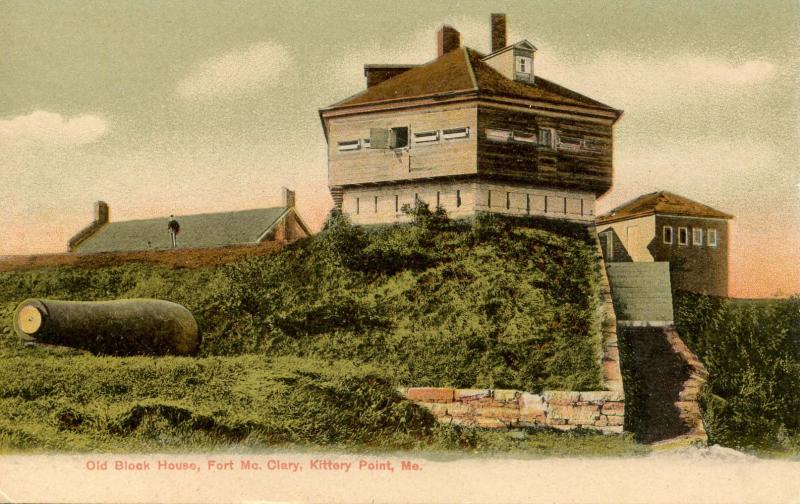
left=319, top=14, right=623, bottom=225
left=68, top=188, right=310, bottom=254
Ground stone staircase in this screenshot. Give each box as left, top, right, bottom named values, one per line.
left=605, top=260, right=707, bottom=444
left=618, top=325, right=708, bottom=444
left=605, top=262, right=674, bottom=325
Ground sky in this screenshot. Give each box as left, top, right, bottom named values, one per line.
left=1, top=0, right=798, bottom=297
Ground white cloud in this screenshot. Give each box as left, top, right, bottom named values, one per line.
left=537, top=52, right=776, bottom=110
left=0, top=111, right=108, bottom=147
left=177, top=41, right=294, bottom=100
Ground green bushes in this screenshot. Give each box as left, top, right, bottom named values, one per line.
left=674, top=292, right=800, bottom=452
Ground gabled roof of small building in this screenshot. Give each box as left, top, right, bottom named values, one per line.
left=597, top=191, right=734, bottom=224
left=324, top=47, right=621, bottom=116
left=73, top=207, right=293, bottom=254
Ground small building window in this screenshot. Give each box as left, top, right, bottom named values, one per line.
left=537, top=128, right=554, bottom=149
left=526, top=194, right=531, bottom=214
left=487, top=190, right=492, bottom=207
left=374, top=196, right=378, bottom=213
left=356, top=197, right=360, bottom=215
left=584, top=139, right=605, bottom=152
left=512, top=131, right=537, bottom=143
left=693, top=228, right=703, bottom=246
left=678, top=227, right=689, bottom=246
left=395, top=195, right=399, bottom=213
left=456, top=190, right=462, bottom=208
left=442, top=127, right=470, bottom=140
left=390, top=127, right=409, bottom=149
left=506, top=192, right=510, bottom=210
left=663, top=226, right=673, bottom=244
left=708, top=228, right=718, bottom=247
left=603, top=231, right=614, bottom=261
left=337, top=139, right=361, bottom=151
left=558, top=135, right=583, bottom=151
left=486, top=128, right=512, bottom=142
left=413, top=130, right=439, bottom=144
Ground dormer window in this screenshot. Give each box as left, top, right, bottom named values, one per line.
left=481, top=39, right=537, bottom=83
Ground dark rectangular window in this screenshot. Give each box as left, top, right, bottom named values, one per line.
left=663, top=226, right=673, bottom=244
left=374, top=196, right=378, bottom=213
left=526, top=194, right=530, bottom=214
left=395, top=195, right=399, bottom=212
left=487, top=190, right=492, bottom=207
left=678, top=227, right=689, bottom=246
left=506, top=192, right=510, bottom=209
left=456, top=190, right=461, bottom=208
left=356, top=197, right=360, bottom=215
left=390, top=127, right=409, bottom=149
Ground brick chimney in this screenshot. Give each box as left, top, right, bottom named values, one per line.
left=94, top=201, right=109, bottom=224
left=282, top=187, right=296, bottom=208
left=491, top=13, right=507, bottom=52
left=437, top=25, right=460, bottom=57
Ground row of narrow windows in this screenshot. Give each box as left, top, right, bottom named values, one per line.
left=354, top=190, right=587, bottom=216
left=338, top=127, right=470, bottom=151
left=663, top=226, right=718, bottom=247
left=338, top=126, right=605, bottom=153
left=355, top=191, right=464, bottom=214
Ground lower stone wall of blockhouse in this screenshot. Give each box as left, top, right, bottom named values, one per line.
left=341, top=180, right=597, bottom=226
left=403, top=231, right=626, bottom=433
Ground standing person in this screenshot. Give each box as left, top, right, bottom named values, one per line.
left=167, top=215, right=180, bottom=248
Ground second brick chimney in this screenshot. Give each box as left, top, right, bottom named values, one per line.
left=437, top=25, right=460, bottom=57
left=491, top=13, right=507, bottom=52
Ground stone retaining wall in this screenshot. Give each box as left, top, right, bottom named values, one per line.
left=402, top=387, right=625, bottom=433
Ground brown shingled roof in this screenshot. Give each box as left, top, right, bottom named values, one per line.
left=326, top=47, right=621, bottom=115
left=597, top=191, right=734, bottom=224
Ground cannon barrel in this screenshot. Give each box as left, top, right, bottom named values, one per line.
left=12, top=298, right=200, bottom=356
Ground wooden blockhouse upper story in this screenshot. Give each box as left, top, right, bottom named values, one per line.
left=319, top=14, right=623, bottom=225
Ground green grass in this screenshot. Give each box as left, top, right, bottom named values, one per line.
left=1, top=212, right=603, bottom=391
left=0, top=212, right=636, bottom=454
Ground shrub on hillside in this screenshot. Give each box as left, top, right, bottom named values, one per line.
left=674, top=292, right=800, bottom=452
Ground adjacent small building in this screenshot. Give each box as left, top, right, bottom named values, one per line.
left=596, top=191, right=733, bottom=297
left=319, top=14, right=622, bottom=225
left=68, top=188, right=310, bottom=253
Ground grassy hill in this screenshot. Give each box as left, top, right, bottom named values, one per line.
left=0, top=211, right=637, bottom=453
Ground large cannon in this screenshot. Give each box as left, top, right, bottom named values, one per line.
left=12, top=298, right=200, bottom=356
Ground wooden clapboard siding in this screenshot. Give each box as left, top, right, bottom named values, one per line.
left=476, top=106, right=614, bottom=195
left=328, top=103, right=478, bottom=187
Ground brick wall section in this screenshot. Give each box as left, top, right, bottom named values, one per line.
left=402, top=387, right=625, bottom=433
left=403, top=231, right=626, bottom=433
